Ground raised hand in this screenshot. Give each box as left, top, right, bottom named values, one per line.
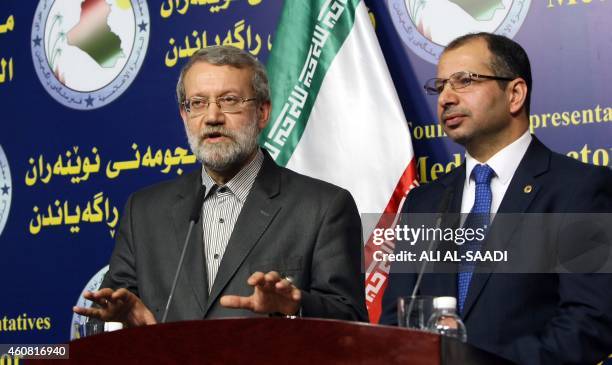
left=73, top=288, right=157, bottom=327
left=220, top=271, right=301, bottom=316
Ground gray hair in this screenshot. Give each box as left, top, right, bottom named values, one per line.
left=176, top=46, right=270, bottom=106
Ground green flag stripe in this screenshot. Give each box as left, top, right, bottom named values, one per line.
left=262, top=0, right=358, bottom=166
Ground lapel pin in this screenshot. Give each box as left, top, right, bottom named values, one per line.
left=523, top=185, right=533, bottom=194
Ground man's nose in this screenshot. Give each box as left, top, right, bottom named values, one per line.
left=438, top=82, right=459, bottom=108
left=204, top=101, right=225, bottom=125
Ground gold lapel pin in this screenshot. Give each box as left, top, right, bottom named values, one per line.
left=524, top=185, right=533, bottom=194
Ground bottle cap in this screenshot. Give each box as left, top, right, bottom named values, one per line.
left=433, top=296, right=457, bottom=309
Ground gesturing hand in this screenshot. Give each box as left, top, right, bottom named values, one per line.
left=73, top=288, right=157, bottom=327
left=220, top=271, right=301, bottom=316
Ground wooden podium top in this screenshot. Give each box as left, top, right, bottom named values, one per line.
left=30, top=318, right=511, bottom=364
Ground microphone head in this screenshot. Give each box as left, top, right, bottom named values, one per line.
left=189, top=186, right=207, bottom=223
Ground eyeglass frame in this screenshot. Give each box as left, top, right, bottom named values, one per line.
left=424, top=71, right=515, bottom=95
left=181, top=95, right=258, bottom=115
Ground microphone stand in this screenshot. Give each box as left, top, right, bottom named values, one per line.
left=404, top=187, right=454, bottom=325
left=161, top=186, right=207, bottom=323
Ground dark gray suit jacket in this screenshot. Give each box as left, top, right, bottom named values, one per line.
left=102, top=152, right=368, bottom=322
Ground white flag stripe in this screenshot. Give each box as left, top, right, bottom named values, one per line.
left=286, top=1, right=413, bottom=215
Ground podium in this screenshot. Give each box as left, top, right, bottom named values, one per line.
left=33, top=318, right=512, bottom=364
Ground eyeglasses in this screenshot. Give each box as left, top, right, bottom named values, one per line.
left=424, top=71, right=515, bottom=95
left=182, top=95, right=257, bottom=116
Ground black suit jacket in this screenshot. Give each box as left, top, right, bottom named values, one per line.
left=102, top=152, right=367, bottom=322
left=381, top=137, right=612, bottom=364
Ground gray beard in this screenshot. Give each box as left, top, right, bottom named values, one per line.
left=185, top=121, right=260, bottom=172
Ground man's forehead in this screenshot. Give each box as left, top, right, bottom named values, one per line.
left=437, top=39, right=492, bottom=76
left=185, top=62, right=252, bottom=88
left=187, top=61, right=249, bottom=76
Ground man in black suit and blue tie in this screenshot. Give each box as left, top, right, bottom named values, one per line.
left=381, top=33, right=612, bottom=364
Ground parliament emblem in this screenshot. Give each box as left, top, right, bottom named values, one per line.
left=387, top=0, right=531, bottom=64
left=31, top=0, right=150, bottom=110
left=0, top=145, right=12, bottom=239
left=70, top=265, right=109, bottom=339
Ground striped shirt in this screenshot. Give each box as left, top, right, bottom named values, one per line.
left=200, top=149, right=263, bottom=291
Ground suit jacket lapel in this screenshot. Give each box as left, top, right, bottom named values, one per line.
left=204, top=154, right=282, bottom=316
left=462, top=137, right=551, bottom=319
left=171, top=171, right=208, bottom=317
left=495, top=137, right=549, bottom=214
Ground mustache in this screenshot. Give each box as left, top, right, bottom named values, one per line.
left=441, top=107, right=471, bottom=120
left=199, top=127, right=236, bottom=140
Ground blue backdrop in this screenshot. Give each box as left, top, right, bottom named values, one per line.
left=1, top=0, right=610, bottom=345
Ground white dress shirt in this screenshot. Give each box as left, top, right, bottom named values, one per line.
left=461, top=131, right=532, bottom=214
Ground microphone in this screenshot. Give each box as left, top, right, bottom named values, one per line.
left=161, top=186, right=207, bottom=323
left=405, top=186, right=454, bottom=324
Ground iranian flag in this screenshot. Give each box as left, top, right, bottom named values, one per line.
left=261, top=0, right=417, bottom=323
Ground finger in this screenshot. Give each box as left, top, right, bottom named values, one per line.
left=73, top=306, right=105, bottom=320
left=253, top=272, right=280, bottom=292
left=83, top=290, right=109, bottom=301
left=291, top=288, right=302, bottom=302
left=89, top=288, right=115, bottom=299
left=275, top=278, right=294, bottom=291
left=86, top=289, right=114, bottom=307
left=275, top=282, right=300, bottom=304
left=220, top=295, right=254, bottom=311
left=111, top=288, right=135, bottom=303
left=264, top=271, right=282, bottom=284
left=274, top=284, right=293, bottom=297
left=247, top=271, right=266, bottom=286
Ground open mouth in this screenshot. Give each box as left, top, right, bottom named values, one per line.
left=203, top=131, right=229, bottom=142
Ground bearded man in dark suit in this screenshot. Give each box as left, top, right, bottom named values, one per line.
left=74, top=46, right=367, bottom=325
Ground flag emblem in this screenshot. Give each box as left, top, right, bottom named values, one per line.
left=0, top=145, right=12, bottom=239
left=387, top=0, right=531, bottom=64
left=31, top=0, right=150, bottom=110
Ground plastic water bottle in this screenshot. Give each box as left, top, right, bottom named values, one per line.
left=426, top=296, right=467, bottom=342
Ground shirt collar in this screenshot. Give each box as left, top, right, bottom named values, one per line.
left=201, top=149, right=264, bottom=203
left=465, top=130, right=532, bottom=186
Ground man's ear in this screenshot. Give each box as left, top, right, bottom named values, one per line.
left=507, top=78, right=528, bottom=115
left=257, top=100, right=272, bottom=130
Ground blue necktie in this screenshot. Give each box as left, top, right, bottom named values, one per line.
left=457, top=164, right=495, bottom=314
